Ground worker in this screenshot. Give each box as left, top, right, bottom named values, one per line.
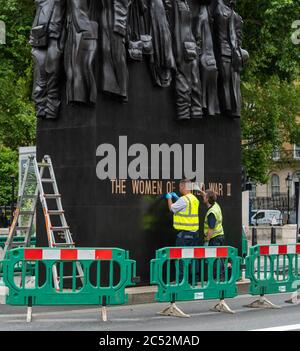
left=201, top=189, right=225, bottom=279
left=165, top=179, right=200, bottom=281
left=201, top=190, right=224, bottom=246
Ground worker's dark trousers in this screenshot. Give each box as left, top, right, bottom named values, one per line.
left=176, top=230, right=199, bottom=282
left=209, top=235, right=225, bottom=280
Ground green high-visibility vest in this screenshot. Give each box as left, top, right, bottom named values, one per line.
left=204, top=202, right=224, bottom=240
left=173, top=193, right=199, bottom=231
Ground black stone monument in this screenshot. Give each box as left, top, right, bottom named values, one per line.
left=35, top=0, right=244, bottom=283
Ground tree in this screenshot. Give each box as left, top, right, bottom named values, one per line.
left=0, top=145, right=18, bottom=205
left=238, top=0, right=300, bottom=183
left=241, top=77, right=300, bottom=183
left=0, top=0, right=35, bottom=204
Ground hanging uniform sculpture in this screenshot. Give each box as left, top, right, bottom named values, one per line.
left=148, top=0, right=176, bottom=88
left=127, top=0, right=151, bottom=62
left=30, top=0, right=248, bottom=120
left=212, top=0, right=248, bottom=117
left=194, top=1, right=220, bottom=116
left=172, top=0, right=202, bottom=120
left=64, top=0, right=98, bottom=105
left=100, top=0, right=130, bottom=101
left=30, top=0, right=66, bottom=119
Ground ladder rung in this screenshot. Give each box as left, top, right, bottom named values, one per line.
left=48, top=210, right=64, bottom=215
left=37, top=162, right=51, bottom=167
left=51, top=226, right=70, bottom=231
left=52, top=242, right=75, bottom=247
left=61, top=275, right=84, bottom=279
left=11, top=242, right=27, bottom=247
left=19, top=211, right=35, bottom=215
left=22, top=195, right=38, bottom=199
left=16, top=227, right=30, bottom=231
left=44, top=194, right=61, bottom=199
left=41, top=179, right=55, bottom=183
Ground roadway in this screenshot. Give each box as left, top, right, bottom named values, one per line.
left=0, top=293, right=300, bottom=331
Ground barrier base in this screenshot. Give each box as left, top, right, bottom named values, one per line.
left=210, top=299, right=235, bottom=314
left=26, top=306, right=32, bottom=323
left=285, top=291, right=300, bottom=304
left=159, top=303, right=190, bottom=318
left=101, top=306, right=108, bottom=322
left=245, top=296, right=281, bottom=309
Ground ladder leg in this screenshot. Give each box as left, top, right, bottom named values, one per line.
left=26, top=307, right=33, bottom=323
left=76, top=261, right=85, bottom=285
left=101, top=296, right=108, bottom=322
left=26, top=297, right=33, bottom=323
left=101, top=306, right=108, bottom=322
left=52, top=264, right=60, bottom=291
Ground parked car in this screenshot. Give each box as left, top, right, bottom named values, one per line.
left=251, top=210, right=283, bottom=226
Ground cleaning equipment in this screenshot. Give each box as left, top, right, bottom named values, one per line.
left=2, top=154, right=83, bottom=290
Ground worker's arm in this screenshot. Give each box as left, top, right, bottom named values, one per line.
left=167, top=198, right=173, bottom=211
left=206, top=228, right=214, bottom=241
left=169, top=197, right=187, bottom=214
left=165, top=193, right=181, bottom=212
left=199, top=189, right=206, bottom=198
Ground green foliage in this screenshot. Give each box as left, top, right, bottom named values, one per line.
left=0, top=145, right=18, bottom=205
left=238, top=0, right=300, bottom=183
left=0, top=0, right=35, bottom=204
left=238, top=0, right=300, bottom=81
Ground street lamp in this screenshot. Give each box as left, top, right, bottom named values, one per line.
left=10, top=175, right=15, bottom=225
left=286, top=173, right=293, bottom=224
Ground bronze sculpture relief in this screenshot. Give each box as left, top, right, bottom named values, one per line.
left=64, top=0, right=98, bottom=105
left=194, top=0, right=220, bottom=116
left=172, top=0, right=202, bottom=120
left=30, top=0, right=248, bottom=121
left=149, top=0, right=176, bottom=88
left=212, top=0, right=248, bottom=117
left=100, top=0, right=129, bottom=101
left=30, top=0, right=66, bottom=119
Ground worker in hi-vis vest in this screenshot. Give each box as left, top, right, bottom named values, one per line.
left=165, top=179, right=199, bottom=281
left=201, top=189, right=225, bottom=279
left=201, top=190, right=224, bottom=246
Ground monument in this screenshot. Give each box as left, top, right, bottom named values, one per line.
left=32, top=0, right=248, bottom=283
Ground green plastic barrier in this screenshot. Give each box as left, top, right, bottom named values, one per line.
left=3, top=247, right=136, bottom=306
left=245, top=244, right=300, bottom=296
left=151, top=246, right=241, bottom=303
left=0, top=236, right=36, bottom=249
left=0, top=237, right=37, bottom=277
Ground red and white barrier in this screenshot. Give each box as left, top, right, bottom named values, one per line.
left=259, top=245, right=300, bottom=256
left=24, top=248, right=113, bottom=261
left=169, top=247, right=229, bottom=259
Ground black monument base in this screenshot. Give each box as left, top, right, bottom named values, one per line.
left=37, top=61, right=242, bottom=284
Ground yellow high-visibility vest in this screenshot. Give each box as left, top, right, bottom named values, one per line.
left=204, top=202, right=224, bottom=240
left=173, top=193, right=199, bottom=231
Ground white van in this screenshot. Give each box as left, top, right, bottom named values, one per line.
left=251, top=210, right=283, bottom=226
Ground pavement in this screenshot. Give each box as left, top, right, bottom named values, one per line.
left=126, top=279, right=250, bottom=305
left=1, top=288, right=300, bottom=331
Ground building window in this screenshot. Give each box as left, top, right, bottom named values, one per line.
left=292, top=171, right=300, bottom=196
left=249, top=183, right=256, bottom=199
left=272, top=148, right=280, bottom=161
left=271, top=174, right=280, bottom=196
left=294, top=145, right=300, bottom=159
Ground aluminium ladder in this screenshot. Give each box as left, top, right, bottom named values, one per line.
left=3, top=155, right=83, bottom=290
